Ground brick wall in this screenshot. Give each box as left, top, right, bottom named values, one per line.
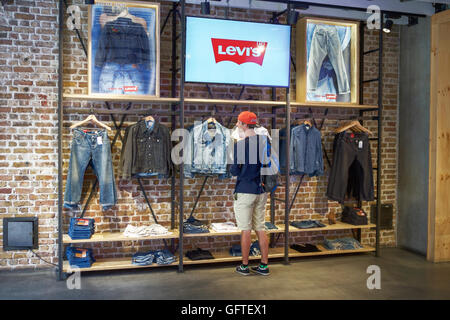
left=0, top=0, right=399, bottom=269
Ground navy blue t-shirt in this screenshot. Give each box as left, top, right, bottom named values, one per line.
left=230, top=135, right=264, bottom=194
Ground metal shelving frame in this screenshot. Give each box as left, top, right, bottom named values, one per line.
left=55, top=0, right=418, bottom=279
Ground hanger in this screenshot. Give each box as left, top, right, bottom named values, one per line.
left=70, top=114, right=112, bottom=131
left=144, top=115, right=155, bottom=122
left=303, top=120, right=312, bottom=127
left=335, top=120, right=372, bottom=135
left=99, top=8, right=147, bottom=29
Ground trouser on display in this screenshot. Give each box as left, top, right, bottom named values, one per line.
left=327, top=132, right=374, bottom=204
left=64, top=129, right=117, bottom=211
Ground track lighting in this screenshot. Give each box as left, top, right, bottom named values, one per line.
left=201, top=1, right=210, bottom=15
left=287, top=8, right=298, bottom=25
left=383, top=19, right=393, bottom=33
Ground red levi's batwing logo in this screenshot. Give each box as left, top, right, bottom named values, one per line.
left=211, top=38, right=268, bottom=66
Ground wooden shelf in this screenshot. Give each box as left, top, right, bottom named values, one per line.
left=63, top=245, right=375, bottom=272
left=63, top=230, right=179, bottom=244
left=63, top=94, right=378, bottom=110
left=63, top=94, right=179, bottom=104
left=62, top=222, right=375, bottom=243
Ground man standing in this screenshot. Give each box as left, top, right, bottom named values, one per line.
left=231, top=111, right=270, bottom=276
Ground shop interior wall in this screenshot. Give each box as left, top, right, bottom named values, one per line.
left=398, top=17, right=430, bottom=256
left=0, top=0, right=399, bottom=268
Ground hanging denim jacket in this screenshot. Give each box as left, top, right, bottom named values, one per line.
left=183, top=120, right=231, bottom=178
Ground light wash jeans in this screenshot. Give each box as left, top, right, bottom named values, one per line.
left=64, top=129, right=117, bottom=211
left=99, top=62, right=147, bottom=95
left=307, top=24, right=350, bottom=95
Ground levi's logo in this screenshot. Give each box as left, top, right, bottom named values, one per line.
left=211, top=38, right=268, bottom=66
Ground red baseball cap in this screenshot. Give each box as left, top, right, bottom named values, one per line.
left=238, top=111, right=258, bottom=125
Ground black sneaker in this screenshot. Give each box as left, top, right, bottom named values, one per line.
left=251, top=264, right=270, bottom=276
left=235, top=264, right=250, bottom=276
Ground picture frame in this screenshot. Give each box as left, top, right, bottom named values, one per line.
left=296, top=17, right=360, bottom=104
left=88, top=0, right=160, bottom=98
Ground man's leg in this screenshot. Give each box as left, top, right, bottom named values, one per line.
left=241, top=230, right=252, bottom=265
left=255, top=230, right=269, bottom=264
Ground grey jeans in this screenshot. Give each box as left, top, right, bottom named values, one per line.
left=307, top=24, right=350, bottom=94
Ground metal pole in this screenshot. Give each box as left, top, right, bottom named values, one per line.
left=57, top=0, right=64, bottom=281
left=171, top=2, right=178, bottom=244
left=376, top=13, right=384, bottom=257
left=178, top=0, right=186, bottom=273
left=284, top=87, right=290, bottom=264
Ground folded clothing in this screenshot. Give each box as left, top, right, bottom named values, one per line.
left=123, top=224, right=172, bottom=238
left=324, top=237, right=363, bottom=251
left=66, top=247, right=96, bottom=268
left=183, top=222, right=210, bottom=234
left=131, top=249, right=176, bottom=266
left=229, top=241, right=260, bottom=257
left=185, top=216, right=208, bottom=227
left=186, top=248, right=214, bottom=261
left=264, top=222, right=278, bottom=230
left=290, top=220, right=326, bottom=229
left=211, top=222, right=239, bottom=233
left=132, top=251, right=156, bottom=266
left=68, top=218, right=95, bottom=240
left=290, top=243, right=321, bottom=253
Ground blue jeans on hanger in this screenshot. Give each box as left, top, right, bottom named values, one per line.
left=64, top=129, right=117, bottom=211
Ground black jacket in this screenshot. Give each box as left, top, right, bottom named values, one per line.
left=95, top=17, right=150, bottom=68
left=120, top=119, right=173, bottom=179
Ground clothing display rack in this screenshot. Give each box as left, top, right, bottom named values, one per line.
left=57, top=0, right=391, bottom=280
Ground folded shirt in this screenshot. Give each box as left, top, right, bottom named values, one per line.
left=290, top=220, right=326, bottom=229
left=290, top=243, right=321, bottom=253
left=264, top=222, right=278, bottom=230
left=323, top=237, right=363, bottom=251
left=211, top=222, right=239, bottom=233
left=186, top=248, right=214, bottom=261
left=183, top=222, right=210, bottom=234
left=123, top=224, right=172, bottom=238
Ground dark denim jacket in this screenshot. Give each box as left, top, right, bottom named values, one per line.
left=95, top=17, right=150, bottom=68
left=120, top=119, right=173, bottom=179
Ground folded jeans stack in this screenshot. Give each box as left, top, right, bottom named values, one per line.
left=68, top=218, right=95, bottom=240
left=210, top=222, right=239, bottom=233
left=123, top=224, right=172, bottom=238
left=183, top=217, right=210, bottom=234
left=66, top=247, right=96, bottom=268
left=155, top=249, right=176, bottom=265
left=323, top=237, right=363, bottom=251
left=290, top=220, right=326, bottom=229
left=264, top=222, right=278, bottom=230
left=132, top=251, right=156, bottom=266
left=229, top=241, right=261, bottom=257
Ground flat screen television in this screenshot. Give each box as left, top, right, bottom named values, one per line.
left=185, top=16, right=291, bottom=87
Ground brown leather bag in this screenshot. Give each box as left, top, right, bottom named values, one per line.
left=328, top=211, right=336, bottom=225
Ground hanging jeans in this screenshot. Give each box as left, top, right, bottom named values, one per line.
left=64, top=129, right=117, bottom=211
left=307, top=24, right=350, bottom=94
left=326, top=132, right=374, bottom=204
left=99, top=62, right=146, bottom=95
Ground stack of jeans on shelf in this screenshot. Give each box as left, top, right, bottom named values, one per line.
left=183, top=216, right=209, bottom=234
left=229, top=241, right=261, bottom=257
left=155, top=249, right=176, bottom=265
left=323, top=237, right=363, bottom=251
left=264, top=222, right=278, bottom=230
left=68, top=218, right=95, bottom=240
left=66, top=247, right=95, bottom=268
left=290, top=220, right=326, bottom=229
left=132, top=251, right=156, bottom=266
left=132, top=249, right=176, bottom=266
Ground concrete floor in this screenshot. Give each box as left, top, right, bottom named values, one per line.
left=1, top=247, right=450, bottom=300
